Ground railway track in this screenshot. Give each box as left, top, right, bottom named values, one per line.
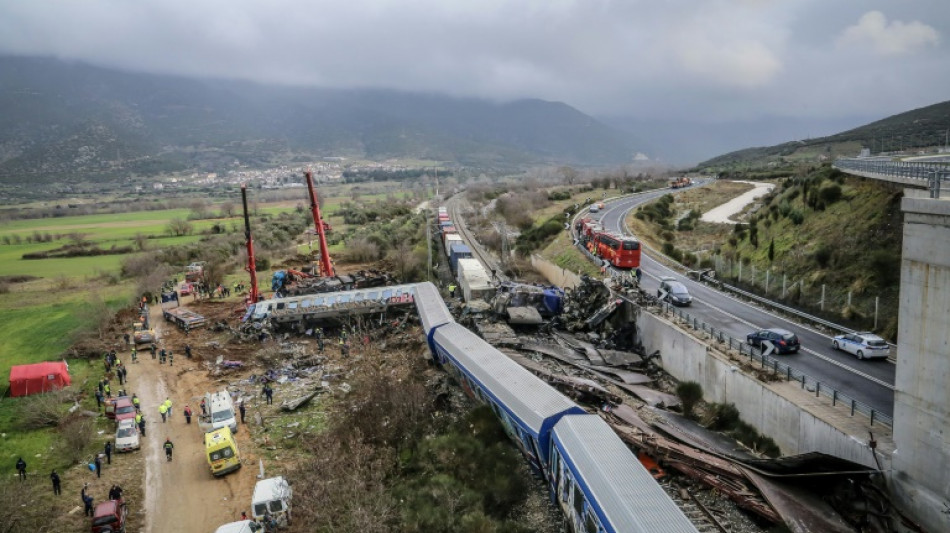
left=444, top=197, right=509, bottom=282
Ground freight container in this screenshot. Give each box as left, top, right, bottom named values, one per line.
left=457, top=260, right=495, bottom=302
left=443, top=234, right=463, bottom=256
left=449, top=243, right=473, bottom=274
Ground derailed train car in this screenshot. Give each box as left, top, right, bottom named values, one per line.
left=414, top=282, right=698, bottom=533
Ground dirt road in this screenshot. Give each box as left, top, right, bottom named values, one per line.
left=128, top=306, right=257, bottom=532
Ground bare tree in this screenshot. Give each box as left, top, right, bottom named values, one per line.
left=219, top=201, right=236, bottom=218
left=386, top=243, right=422, bottom=282
left=189, top=199, right=209, bottom=219
left=133, top=232, right=149, bottom=251
left=166, top=218, right=193, bottom=237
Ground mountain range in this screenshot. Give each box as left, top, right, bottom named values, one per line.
left=0, top=56, right=647, bottom=184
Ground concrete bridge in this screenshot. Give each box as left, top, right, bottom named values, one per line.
left=833, top=157, right=950, bottom=196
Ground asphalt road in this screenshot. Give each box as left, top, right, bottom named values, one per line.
left=593, top=185, right=896, bottom=418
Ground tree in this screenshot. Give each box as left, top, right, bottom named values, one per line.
left=133, top=232, right=149, bottom=251
left=219, top=201, right=236, bottom=218
left=167, top=218, right=193, bottom=237
left=676, top=381, right=704, bottom=419
left=558, top=166, right=578, bottom=185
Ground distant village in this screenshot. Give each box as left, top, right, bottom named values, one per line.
left=135, top=157, right=418, bottom=193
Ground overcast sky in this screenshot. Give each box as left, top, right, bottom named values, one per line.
left=0, top=0, right=946, bottom=124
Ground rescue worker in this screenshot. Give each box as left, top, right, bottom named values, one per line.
left=138, top=414, right=146, bottom=437
left=132, top=394, right=141, bottom=412
left=262, top=383, right=274, bottom=405
left=131, top=348, right=138, bottom=363
left=164, top=438, right=174, bottom=461
left=316, top=328, right=324, bottom=352
left=168, top=350, right=174, bottom=366
left=103, top=382, right=111, bottom=399
left=83, top=489, right=94, bottom=516
left=164, top=398, right=173, bottom=418
left=448, top=283, right=457, bottom=298
left=200, top=398, right=207, bottom=415
left=150, top=343, right=157, bottom=359
left=50, top=470, right=61, bottom=495
left=16, top=457, right=26, bottom=481
left=159, top=403, right=168, bottom=423
left=104, top=442, right=112, bottom=465
left=184, top=344, right=192, bottom=359
left=160, top=348, right=166, bottom=364
left=239, top=401, right=246, bottom=424
left=184, top=405, right=192, bottom=424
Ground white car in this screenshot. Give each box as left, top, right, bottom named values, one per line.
left=832, top=332, right=890, bottom=360
left=115, top=418, right=140, bottom=452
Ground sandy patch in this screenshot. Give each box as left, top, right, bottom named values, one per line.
left=700, top=181, right=775, bottom=224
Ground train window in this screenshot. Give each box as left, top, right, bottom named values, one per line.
left=572, top=481, right=584, bottom=516
left=585, top=511, right=598, bottom=533
left=301, top=299, right=311, bottom=308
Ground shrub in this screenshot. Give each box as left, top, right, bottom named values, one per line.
left=814, top=244, right=832, bottom=268
left=788, top=209, right=804, bottom=225
left=346, top=237, right=382, bottom=262
left=675, top=381, right=703, bottom=418
left=818, top=182, right=842, bottom=205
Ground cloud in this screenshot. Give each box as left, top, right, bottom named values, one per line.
left=837, top=11, right=939, bottom=56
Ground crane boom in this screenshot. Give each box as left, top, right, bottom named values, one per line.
left=241, top=184, right=260, bottom=304
left=304, top=170, right=335, bottom=277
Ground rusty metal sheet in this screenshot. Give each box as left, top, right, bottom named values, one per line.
left=741, top=468, right=854, bottom=533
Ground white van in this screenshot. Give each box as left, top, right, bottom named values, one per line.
left=199, top=391, right=238, bottom=434
left=252, top=476, right=292, bottom=526
left=214, top=520, right=260, bottom=533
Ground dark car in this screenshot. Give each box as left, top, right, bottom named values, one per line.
left=747, top=328, right=800, bottom=354
left=658, top=277, right=693, bottom=306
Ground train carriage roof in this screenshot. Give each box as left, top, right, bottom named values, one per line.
left=432, top=323, right=582, bottom=437
left=414, top=282, right=453, bottom=334
left=553, top=415, right=698, bottom=533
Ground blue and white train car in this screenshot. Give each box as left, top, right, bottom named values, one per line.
left=549, top=415, right=699, bottom=533
left=413, top=282, right=454, bottom=351
left=430, top=322, right=585, bottom=472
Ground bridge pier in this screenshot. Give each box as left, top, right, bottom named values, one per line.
left=892, top=189, right=950, bottom=532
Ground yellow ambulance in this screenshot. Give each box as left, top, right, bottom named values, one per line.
left=204, top=426, right=241, bottom=476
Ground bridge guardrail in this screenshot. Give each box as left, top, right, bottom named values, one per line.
left=834, top=158, right=950, bottom=195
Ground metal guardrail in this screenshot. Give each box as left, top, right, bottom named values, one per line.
left=659, top=301, right=893, bottom=428
left=834, top=158, right=950, bottom=195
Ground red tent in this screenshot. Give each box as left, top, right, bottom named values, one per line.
left=9, top=362, right=71, bottom=397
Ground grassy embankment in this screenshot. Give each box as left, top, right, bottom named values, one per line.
left=625, top=171, right=903, bottom=337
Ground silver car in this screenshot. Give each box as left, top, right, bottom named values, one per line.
left=832, top=332, right=890, bottom=360
left=115, top=418, right=140, bottom=452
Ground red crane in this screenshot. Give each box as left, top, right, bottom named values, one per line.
left=241, top=184, right=260, bottom=305
left=304, top=170, right=335, bottom=277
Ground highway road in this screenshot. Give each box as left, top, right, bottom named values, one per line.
left=594, top=185, right=896, bottom=417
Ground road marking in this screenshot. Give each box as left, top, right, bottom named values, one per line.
left=601, top=194, right=897, bottom=392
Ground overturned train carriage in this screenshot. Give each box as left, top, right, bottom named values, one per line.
left=418, top=284, right=697, bottom=533
left=430, top=322, right=585, bottom=471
